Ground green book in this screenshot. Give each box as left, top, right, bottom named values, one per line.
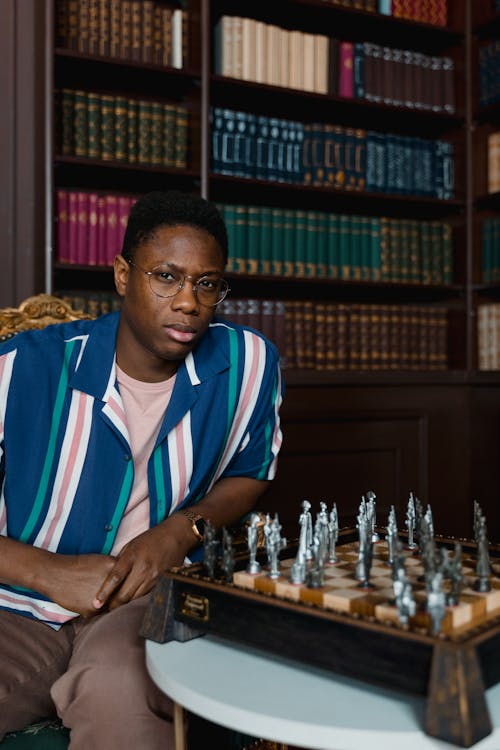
left=442, top=223, right=453, bottom=285
left=304, top=210, right=318, bottom=278
left=369, top=217, right=381, bottom=282
left=127, top=99, right=138, bottom=163
left=221, top=204, right=237, bottom=274
left=379, top=217, right=391, bottom=282
left=74, top=89, right=89, bottom=157
left=420, top=221, right=432, bottom=285
left=234, top=205, right=248, bottom=274
left=87, top=91, right=101, bottom=160
left=398, top=220, right=411, bottom=284
left=293, top=209, right=307, bottom=278
left=246, top=205, right=260, bottom=275
left=270, top=209, right=284, bottom=277
left=150, top=101, right=164, bottom=166
left=258, top=207, right=273, bottom=275
left=99, top=93, right=115, bottom=161
left=349, top=215, right=362, bottom=281
left=338, top=214, right=351, bottom=280
left=327, top=213, right=340, bottom=280
left=389, top=219, right=401, bottom=283
left=316, top=211, right=329, bottom=279
left=162, top=104, right=176, bottom=167
left=282, top=210, right=296, bottom=278
left=59, top=88, right=75, bottom=156
left=114, top=96, right=128, bottom=162
left=429, top=221, right=443, bottom=284
left=138, top=100, right=152, bottom=164
left=408, top=220, right=420, bottom=284
left=174, top=106, right=189, bottom=168
left=358, top=215, right=371, bottom=281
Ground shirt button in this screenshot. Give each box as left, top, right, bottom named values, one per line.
left=124, top=454, right=131, bottom=461
left=104, top=524, right=113, bottom=532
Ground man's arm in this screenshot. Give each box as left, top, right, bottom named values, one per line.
left=94, top=476, right=268, bottom=610
left=0, top=536, right=116, bottom=618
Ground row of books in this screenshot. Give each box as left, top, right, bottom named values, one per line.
left=55, top=0, right=188, bottom=69
left=482, top=218, right=500, bottom=283
left=56, top=191, right=137, bottom=266
left=211, top=108, right=455, bottom=198
left=340, top=42, right=454, bottom=113
left=56, top=89, right=189, bottom=168
left=378, top=0, right=447, bottom=25
left=218, top=299, right=449, bottom=371
left=478, top=304, right=500, bottom=370
left=55, top=289, right=449, bottom=372
left=214, top=17, right=454, bottom=113
left=487, top=132, right=500, bottom=194
left=57, top=290, right=122, bottom=317
left=479, top=41, right=500, bottom=108
left=219, top=204, right=453, bottom=285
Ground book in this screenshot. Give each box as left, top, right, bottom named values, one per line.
left=338, top=41, right=354, bottom=98
left=56, top=190, right=70, bottom=263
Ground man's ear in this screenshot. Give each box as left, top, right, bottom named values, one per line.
left=114, top=255, right=129, bottom=297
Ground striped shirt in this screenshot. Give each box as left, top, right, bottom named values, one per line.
left=0, top=312, right=283, bottom=626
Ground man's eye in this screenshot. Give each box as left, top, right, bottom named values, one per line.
left=198, top=278, right=218, bottom=290
left=156, top=272, right=176, bottom=282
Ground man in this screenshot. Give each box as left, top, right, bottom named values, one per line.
left=0, top=191, right=283, bottom=747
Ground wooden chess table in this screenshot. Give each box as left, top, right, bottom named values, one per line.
left=141, top=527, right=500, bottom=748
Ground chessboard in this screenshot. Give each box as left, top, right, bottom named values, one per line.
left=141, top=527, right=500, bottom=748
left=232, top=538, right=500, bottom=639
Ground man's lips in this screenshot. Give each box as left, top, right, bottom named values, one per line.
left=164, top=324, right=198, bottom=343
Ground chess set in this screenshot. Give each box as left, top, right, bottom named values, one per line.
left=141, top=495, right=500, bottom=748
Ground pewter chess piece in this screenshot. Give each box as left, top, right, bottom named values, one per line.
left=203, top=520, right=218, bottom=579
left=474, top=514, right=491, bottom=592
left=298, top=499, right=314, bottom=560
left=267, top=514, right=287, bottom=579
left=366, top=490, right=379, bottom=542
left=405, top=493, right=417, bottom=550
left=424, top=504, right=434, bottom=539
left=246, top=512, right=262, bottom=574
left=356, top=508, right=373, bottom=588
left=447, top=542, right=463, bottom=606
left=414, top=495, right=424, bottom=545
left=393, top=567, right=416, bottom=625
left=391, top=536, right=406, bottom=583
left=427, top=570, right=446, bottom=635
left=290, top=546, right=307, bottom=585
left=221, top=527, right=234, bottom=583
left=327, top=502, right=339, bottom=564
left=386, top=505, right=398, bottom=566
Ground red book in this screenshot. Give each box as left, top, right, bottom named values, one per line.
left=87, top=193, right=98, bottom=265
left=76, top=192, right=89, bottom=265
left=56, top=190, right=69, bottom=263
left=117, top=195, right=132, bottom=257
left=105, top=194, right=119, bottom=266
left=97, top=194, right=107, bottom=266
left=68, top=191, right=78, bottom=264
left=338, top=42, right=354, bottom=99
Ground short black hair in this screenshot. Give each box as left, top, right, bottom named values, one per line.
left=121, top=190, right=228, bottom=263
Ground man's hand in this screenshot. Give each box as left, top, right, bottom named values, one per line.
left=93, top=519, right=190, bottom=611
left=39, top=553, right=118, bottom=617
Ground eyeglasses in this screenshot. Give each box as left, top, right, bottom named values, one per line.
left=127, top=260, right=230, bottom=307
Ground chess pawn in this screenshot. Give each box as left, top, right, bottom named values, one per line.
left=246, top=513, right=261, bottom=575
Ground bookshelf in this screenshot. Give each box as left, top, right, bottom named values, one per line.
left=3, top=0, right=500, bottom=541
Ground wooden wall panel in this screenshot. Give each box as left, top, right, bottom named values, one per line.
left=260, top=383, right=482, bottom=542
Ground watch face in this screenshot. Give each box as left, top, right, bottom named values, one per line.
left=194, top=517, right=206, bottom=537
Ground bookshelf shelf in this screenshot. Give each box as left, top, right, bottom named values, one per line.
left=210, top=75, right=464, bottom=136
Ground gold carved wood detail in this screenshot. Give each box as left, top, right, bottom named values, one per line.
left=0, top=294, right=91, bottom=339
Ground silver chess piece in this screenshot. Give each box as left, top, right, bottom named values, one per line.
left=427, top=570, right=446, bottom=635
left=327, top=502, right=339, bottom=564
left=246, top=512, right=261, bottom=574
left=405, top=493, right=417, bottom=550
left=267, top=514, right=286, bottom=579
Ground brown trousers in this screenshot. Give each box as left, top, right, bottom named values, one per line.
left=0, top=596, right=174, bottom=749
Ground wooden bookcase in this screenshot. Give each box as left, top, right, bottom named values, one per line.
left=2, top=0, right=500, bottom=542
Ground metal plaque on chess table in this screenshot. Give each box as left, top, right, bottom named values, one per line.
left=141, top=528, right=500, bottom=748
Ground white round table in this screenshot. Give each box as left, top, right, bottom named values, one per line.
left=146, top=634, right=500, bottom=750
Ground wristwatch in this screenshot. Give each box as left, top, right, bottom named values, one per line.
left=180, top=509, right=206, bottom=542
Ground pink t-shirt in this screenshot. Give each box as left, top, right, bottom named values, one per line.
left=111, top=365, right=176, bottom=555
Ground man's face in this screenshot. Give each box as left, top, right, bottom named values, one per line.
left=114, top=224, right=226, bottom=380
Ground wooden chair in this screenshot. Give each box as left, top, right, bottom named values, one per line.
left=0, top=293, right=90, bottom=342
left=0, top=294, right=90, bottom=749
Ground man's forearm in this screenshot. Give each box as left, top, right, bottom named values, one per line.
left=0, top=535, right=56, bottom=592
